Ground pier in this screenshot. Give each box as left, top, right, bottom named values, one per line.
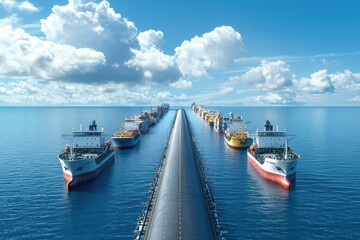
left=135, top=109, right=222, bottom=239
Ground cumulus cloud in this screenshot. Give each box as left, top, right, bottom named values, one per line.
left=38, top=0, right=147, bottom=83
left=0, top=0, right=38, bottom=12
left=170, top=79, right=192, bottom=89
left=137, top=30, right=164, bottom=50
left=1, top=0, right=244, bottom=87
left=239, top=60, right=292, bottom=90
left=127, top=43, right=180, bottom=82
left=294, top=70, right=334, bottom=93
left=41, top=0, right=137, bottom=50
left=256, top=92, right=302, bottom=105
left=329, top=69, right=360, bottom=89
left=0, top=24, right=105, bottom=80
left=126, top=29, right=180, bottom=82
left=175, top=26, right=243, bottom=77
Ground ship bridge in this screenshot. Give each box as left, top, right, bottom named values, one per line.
left=135, top=109, right=220, bottom=239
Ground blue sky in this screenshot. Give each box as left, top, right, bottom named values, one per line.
left=0, top=0, right=359, bottom=106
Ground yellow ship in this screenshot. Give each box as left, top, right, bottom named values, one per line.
left=224, top=119, right=253, bottom=149
left=205, top=113, right=215, bottom=126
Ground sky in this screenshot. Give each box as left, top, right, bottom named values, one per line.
left=0, top=0, right=360, bottom=106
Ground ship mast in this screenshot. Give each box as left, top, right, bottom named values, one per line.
left=71, top=142, right=74, bottom=159
left=284, top=138, right=288, bottom=160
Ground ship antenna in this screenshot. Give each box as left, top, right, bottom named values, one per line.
left=71, top=142, right=73, bottom=159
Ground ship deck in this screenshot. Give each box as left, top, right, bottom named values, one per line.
left=249, top=148, right=300, bottom=162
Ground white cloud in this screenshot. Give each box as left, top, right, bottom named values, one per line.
left=351, top=95, right=360, bottom=102
left=137, top=30, right=164, bottom=50
left=39, top=0, right=144, bottom=83
left=329, top=69, right=360, bottom=89
left=240, top=60, right=292, bottom=90
left=127, top=29, right=181, bottom=82
left=256, top=92, right=302, bottom=105
left=41, top=0, right=137, bottom=49
left=220, top=86, right=235, bottom=94
left=18, top=1, right=37, bottom=12
left=0, top=13, right=19, bottom=25
left=294, top=70, right=334, bottom=93
left=155, top=91, right=188, bottom=101
left=0, top=24, right=105, bottom=80
left=170, top=79, right=192, bottom=89
left=329, top=69, right=353, bottom=87
left=0, top=0, right=38, bottom=12
left=0, top=79, right=156, bottom=105
left=1, top=1, right=245, bottom=88
left=175, top=26, right=243, bottom=77
left=127, top=47, right=175, bottom=72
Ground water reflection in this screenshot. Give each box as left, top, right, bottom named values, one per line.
left=247, top=162, right=289, bottom=203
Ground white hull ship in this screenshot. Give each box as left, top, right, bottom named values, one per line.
left=247, top=120, right=300, bottom=189
left=58, top=120, right=115, bottom=190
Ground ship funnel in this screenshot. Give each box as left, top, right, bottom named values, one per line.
left=229, top=112, right=234, bottom=120
left=265, top=120, right=273, bottom=131
left=89, top=120, right=97, bottom=131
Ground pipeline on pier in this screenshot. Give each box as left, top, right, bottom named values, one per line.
left=134, top=109, right=222, bottom=239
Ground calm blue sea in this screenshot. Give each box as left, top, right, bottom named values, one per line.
left=0, top=106, right=359, bottom=239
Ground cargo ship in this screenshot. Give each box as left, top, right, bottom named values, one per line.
left=214, top=114, right=227, bottom=134
left=224, top=116, right=253, bottom=149
left=247, top=120, right=300, bottom=189
left=125, top=117, right=148, bottom=134
left=111, top=126, right=140, bottom=150
left=58, top=120, right=115, bottom=190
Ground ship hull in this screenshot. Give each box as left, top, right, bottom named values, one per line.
left=247, top=151, right=297, bottom=189
left=224, top=135, right=253, bottom=149
left=111, top=135, right=140, bottom=150
left=214, top=129, right=225, bottom=134
left=214, top=123, right=226, bottom=134
left=139, top=122, right=149, bottom=134
left=59, top=150, right=115, bottom=190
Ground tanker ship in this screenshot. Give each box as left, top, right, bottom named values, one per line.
left=247, top=120, right=300, bottom=189
left=58, top=120, right=115, bottom=190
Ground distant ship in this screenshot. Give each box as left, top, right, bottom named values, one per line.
left=247, top=120, right=300, bottom=189
left=58, top=120, right=115, bottom=190
left=125, top=117, right=148, bottom=134
left=205, top=111, right=216, bottom=126
left=224, top=116, right=253, bottom=149
left=111, top=125, right=140, bottom=150
left=214, top=114, right=228, bottom=134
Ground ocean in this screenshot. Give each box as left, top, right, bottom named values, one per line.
left=0, top=106, right=359, bottom=239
